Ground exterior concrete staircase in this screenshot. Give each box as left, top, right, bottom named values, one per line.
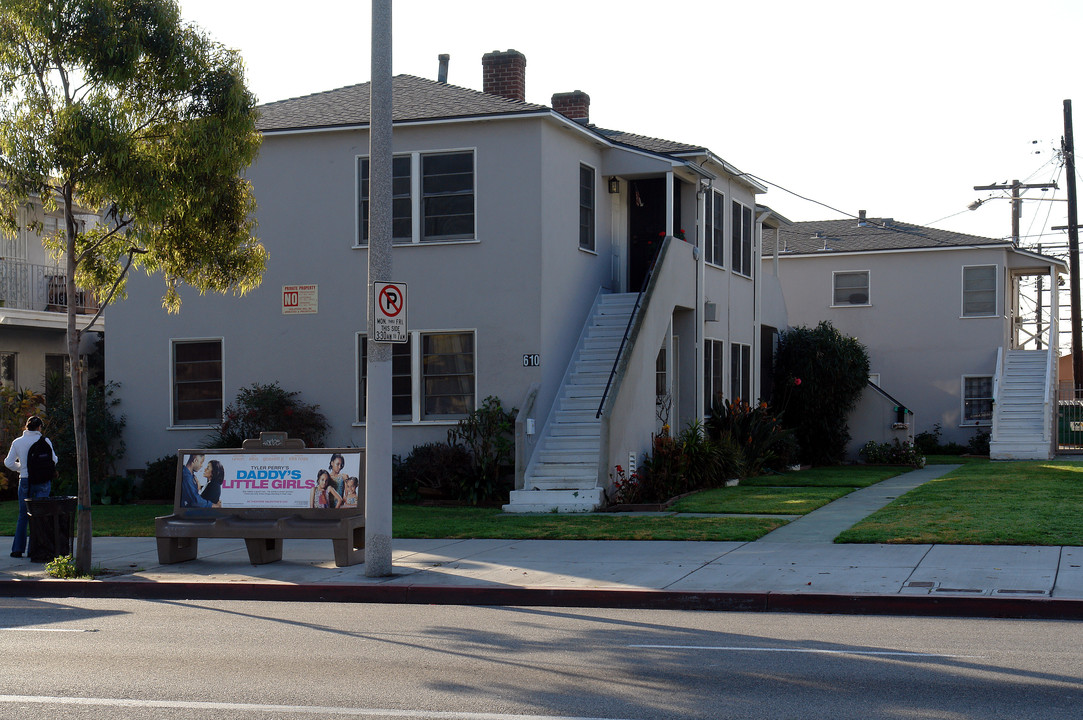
left=503, top=293, right=638, bottom=512
left=990, top=349, right=1053, bottom=460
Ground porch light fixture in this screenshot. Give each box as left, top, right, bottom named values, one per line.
left=608, top=177, right=620, bottom=194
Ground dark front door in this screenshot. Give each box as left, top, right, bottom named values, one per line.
left=628, top=178, right=666, bottom=291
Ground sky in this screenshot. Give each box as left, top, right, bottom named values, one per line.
left=178, top=0, right=1083, bottom=255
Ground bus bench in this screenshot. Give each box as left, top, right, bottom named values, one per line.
left=155, top=441, right=365, bottom=567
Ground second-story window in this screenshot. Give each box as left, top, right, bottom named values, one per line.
left=962, top=265, right=997, bottom=317
left=358, top=150, right=476, bottom=245
left=833, top=271, right=870, bottom=306
left=579, top=164, right=595, bottom=251
left=705, top=190, right=724, bottom=267
left=731, top=201, right=753, bottom=277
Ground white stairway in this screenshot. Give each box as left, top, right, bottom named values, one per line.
left=503, top=293, right=638, bottom=512
left=990, top=349, right=1052, bottom=460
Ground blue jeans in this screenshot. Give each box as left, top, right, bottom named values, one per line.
left=11, top=479, right=51, bottom=555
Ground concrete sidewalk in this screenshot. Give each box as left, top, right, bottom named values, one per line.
left=2, top=536, right=1081, bottom=618
left=2, top=464, right=1082, bottom=618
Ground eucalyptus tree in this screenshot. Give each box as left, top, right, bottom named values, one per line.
left=0, top=0, right=267, bottom=571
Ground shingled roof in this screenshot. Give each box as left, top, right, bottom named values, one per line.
left=255, top=74, right=549, bottom=132
left=766, top=218, right=1007, bottom=256
left=254, top=73, right=707, bottom=160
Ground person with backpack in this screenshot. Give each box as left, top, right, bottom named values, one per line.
left=4, top=416, right=58, bottom=558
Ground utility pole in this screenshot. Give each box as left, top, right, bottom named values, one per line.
left=972, top=180, right=1058, bottom=244
left=1064, top=99, right=1082, bottom=392
left=365, top=0, right=393, bottom=576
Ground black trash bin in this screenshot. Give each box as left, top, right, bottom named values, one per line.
left=26, top=496, right=77, bottom=563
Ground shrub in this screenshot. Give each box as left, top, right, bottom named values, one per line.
left=968, top=428, right=991, bottom=456
left=705, top=397, right=790, bottom=477
left=393, top=442, right=473, bottom=503
left=624, top=424, right=744, bottom=505
left=0, top=386, right=45, bottom=497
left=914, top=423, right=968, bottom=455
left=859, top=439, right=925, bottom=468
left=204, top=382, right=329, bottom=449
left=447, top=396, right=516, bottom=505
left=773, top=321, right=870, bottom=465
left=46, top=381, right=126, bottom=496
left=141, top=454, right=181, bottom=502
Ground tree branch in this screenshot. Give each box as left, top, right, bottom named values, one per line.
left=78, top=245, right=149, bottom=330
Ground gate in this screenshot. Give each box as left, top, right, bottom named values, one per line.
left=1057, top=388, right=1083, bottom=452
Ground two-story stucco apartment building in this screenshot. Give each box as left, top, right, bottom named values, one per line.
left=108, top=51, right=788, bottom=510
left=764, top=215, right=1067, bottom=459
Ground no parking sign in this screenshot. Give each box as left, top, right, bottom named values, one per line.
left=373, top=281, right=407, bottom=343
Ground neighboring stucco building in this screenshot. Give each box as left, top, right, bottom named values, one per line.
left=0, top=199, right=104, bottom=397
left=764, top=215, right=1066, bottom=459
left=108, top=50, right=786, bottom=510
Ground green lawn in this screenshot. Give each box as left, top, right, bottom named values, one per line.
left=669, top=486, right=854, bottom=515
left=836, top=460, right=1083, bottom=545
left=742, top=466, right=907, bottom=488
left=0, top=501, right=785, bottom=542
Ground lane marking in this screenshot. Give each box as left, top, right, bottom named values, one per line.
left=629, top=644, right=978, bottom=658
left=0, top=627, right=96, bottom=633
left=0, top=696, right=638, bottom=720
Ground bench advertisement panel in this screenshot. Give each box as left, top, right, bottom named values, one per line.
left=179, top=450, right=362, bottom=510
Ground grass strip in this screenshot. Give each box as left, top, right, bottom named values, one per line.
left=670, top=486, right=854, bottom=515
left=742, top=466, right=908, bottom=488
left=837, top=460, right=1083, bottom=545
left=0, top=502, right=785, bottom=542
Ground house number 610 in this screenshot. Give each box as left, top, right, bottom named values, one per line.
left=523, top=354, right=540, bottom=367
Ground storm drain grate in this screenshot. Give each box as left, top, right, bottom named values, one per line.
left=905, top=581, right=935, bottom=588
left=934, top=587, right=986, bottom=594
left=995, top=588, right=1049, bottom=596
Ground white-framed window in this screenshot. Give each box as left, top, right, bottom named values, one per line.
left=357, top=149, right=476, bottom=245
left=833, top=270, right=870, bottom=306
left=357, top=330, right=475, bottom=423
left=579, top=164, right=595, bottom=251
left=962, top=375, right=993, bottom=424
left=704, top=190, right=724, bottom=267
left=0, top=351, right=15, bottom=390
left=730, top=342, right=752, bottom=403
left=704, top=338, right=725, bottom=412
left=171, top=338, right=223, bottom=427
left=962, top=265, right=997, bottom=317
left=731, top=200, right=753, bottom=277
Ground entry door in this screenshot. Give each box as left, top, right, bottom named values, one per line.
left=628, top=179, right=665, bottom=291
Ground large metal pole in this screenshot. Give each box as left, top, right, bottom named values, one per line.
left=1064, top=100, right=1082, bottom=393
left=365, top=0, right=393, bottom=576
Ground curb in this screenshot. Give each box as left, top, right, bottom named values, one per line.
left=3, top=580, right=1082, bottom=620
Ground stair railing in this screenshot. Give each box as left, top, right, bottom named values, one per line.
left=596, top=236, right=671, bottom=419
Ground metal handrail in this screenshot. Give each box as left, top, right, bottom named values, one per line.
left=596, top=237, right=669, bottom=419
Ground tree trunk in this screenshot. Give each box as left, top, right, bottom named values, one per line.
left=63, top=186, right=93, bottom=573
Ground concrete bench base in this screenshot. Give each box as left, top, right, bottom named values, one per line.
left=155, top=513, right=366, bottom=567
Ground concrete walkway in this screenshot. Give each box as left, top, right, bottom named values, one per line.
left=756, top=464, right=961, bottom=543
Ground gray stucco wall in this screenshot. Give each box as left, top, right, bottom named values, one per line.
left=773, top=246, right=1010, bottom=446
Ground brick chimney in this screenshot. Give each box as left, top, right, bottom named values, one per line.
left=552, top=91, right=590, bottom=123
left=482, top=49, right=526, bottom=102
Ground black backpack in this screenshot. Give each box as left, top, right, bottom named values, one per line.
left=26, top=436, right=56, bottom=485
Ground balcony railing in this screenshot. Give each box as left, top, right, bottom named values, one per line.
left=0, top=258, right=99, bottom=314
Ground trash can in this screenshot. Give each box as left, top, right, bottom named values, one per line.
left=26, top=496, right=77, bottom=563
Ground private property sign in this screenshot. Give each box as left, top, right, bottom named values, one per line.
left=282, top=284, right=318, bottom=314
left=373, top=281, right=407, bottom=343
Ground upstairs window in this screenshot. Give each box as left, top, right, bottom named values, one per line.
left=579, top=164, right=596, bottom=251
left=705, top=190, right=724, bottom=267
left=833, top=271, right=870, bottom=306
left=963, top=265, right=997, bottom=317
left=423, top=152, right=475, bottom=241
left=358, top=155, right=413, bottom=243
left=731, top=201, right=753, bottom=277
left=358, top=150, right=475, bottom=245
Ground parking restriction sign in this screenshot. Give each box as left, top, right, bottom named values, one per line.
left=373, top=281, right=408, bottom=343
